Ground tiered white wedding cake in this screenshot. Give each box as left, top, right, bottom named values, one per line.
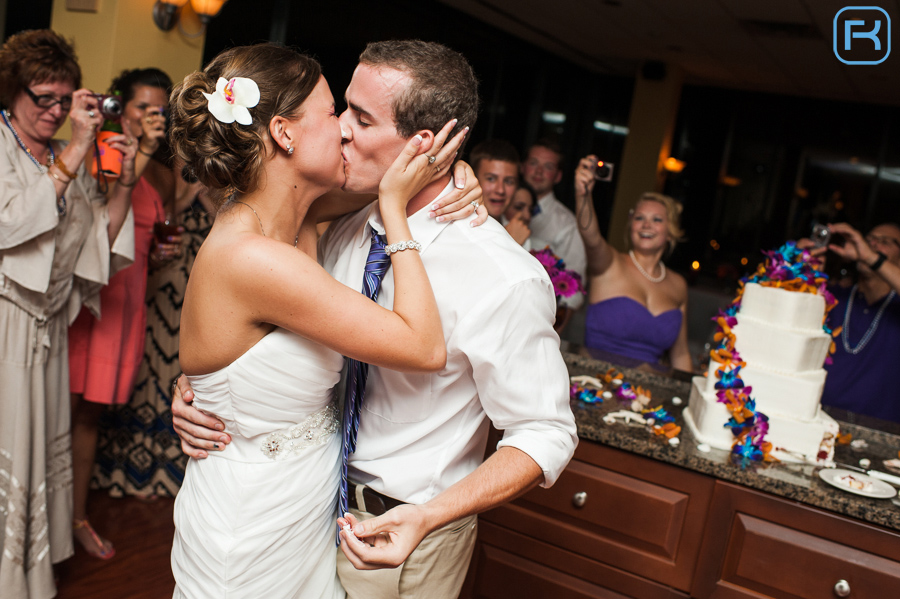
left=684, top=244, right=840, bottom=462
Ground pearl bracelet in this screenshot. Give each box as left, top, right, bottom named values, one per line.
left=384, top=240, right=422, bottom=254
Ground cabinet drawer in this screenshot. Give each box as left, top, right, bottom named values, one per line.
left=462, top=520, right=689, bottom=599
left=482, top=443, right=714, bottom=591
left=694, top=482, right=900, bottom=598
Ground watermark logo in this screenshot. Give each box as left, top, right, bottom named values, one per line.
left=834, top=6, right=891, bottom=64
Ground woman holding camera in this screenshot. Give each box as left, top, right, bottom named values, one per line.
left=68, top=68, right=192, bottom=559
left=573, top=155, right=693, bottom=371
left=0, top=29, right=135, bottom=597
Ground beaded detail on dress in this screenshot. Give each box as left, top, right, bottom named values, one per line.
left=260, top=400, right=340, bottom=460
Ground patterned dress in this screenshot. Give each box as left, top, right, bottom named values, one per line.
left=92, top=202, right=212, bottom=497
left=0, top=125, right=133, bottom=599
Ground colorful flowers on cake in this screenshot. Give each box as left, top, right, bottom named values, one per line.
left=531, top=248, right=585, bottom=300
left=710, top=241, right=840, bottom=462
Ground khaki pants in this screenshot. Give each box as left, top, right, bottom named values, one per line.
left=337, top=507, right=478, bottom=599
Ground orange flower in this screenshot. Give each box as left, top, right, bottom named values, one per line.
left=653, top=423, right=681, bottom=438
left=761, top=442, right=779, bottom=462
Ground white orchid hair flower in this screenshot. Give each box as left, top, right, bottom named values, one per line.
left=203, top=77, right=260, bottom=125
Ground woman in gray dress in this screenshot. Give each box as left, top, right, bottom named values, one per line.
left=0, top=29, right=136, bottom=597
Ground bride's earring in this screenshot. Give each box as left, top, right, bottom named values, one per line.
left=287, top=145, right=294, bottom=156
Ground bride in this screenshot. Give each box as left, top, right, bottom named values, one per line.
left=167, top=43, right=470, bottom=598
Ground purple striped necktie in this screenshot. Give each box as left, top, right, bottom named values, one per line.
left=338, top=227, right=390, bottom=538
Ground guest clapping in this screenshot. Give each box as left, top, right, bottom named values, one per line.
left=0, top=29, right=135, bottom=596
left=573, top=155, right=692, bottom=370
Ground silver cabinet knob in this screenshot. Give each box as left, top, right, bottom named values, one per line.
left=834, top=579, right=851, bottom=597
left=572, top=491, right=587, bottom=508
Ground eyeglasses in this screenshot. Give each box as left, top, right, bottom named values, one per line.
left=866, top=234, right=900, bottom=249
left=24, top=87, right=73, bottom=111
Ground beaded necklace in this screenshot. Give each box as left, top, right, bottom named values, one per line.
left=2, top=109, right=66, bottom=216
left=629, top=250, right=666, bottom=283
left=841, top=284, right=896, bottom=355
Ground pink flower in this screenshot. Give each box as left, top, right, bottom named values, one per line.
left=552, top=271, right=583, bottom=298
left=532, top=248, right=557, bottom=269
left=531, top=248, right=585, bottom=300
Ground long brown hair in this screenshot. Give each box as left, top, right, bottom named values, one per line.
left=168, top=43, right=321, bottom=208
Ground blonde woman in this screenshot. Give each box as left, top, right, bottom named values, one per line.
left=574, top=155, right=692, bottom=370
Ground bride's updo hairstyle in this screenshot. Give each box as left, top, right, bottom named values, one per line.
left=168, top=43, right=321, bottom=207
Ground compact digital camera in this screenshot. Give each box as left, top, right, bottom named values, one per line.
left=92, top=94, right=124, bottom=121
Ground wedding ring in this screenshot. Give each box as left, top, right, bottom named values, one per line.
left=435, top=165, right=442, bottom=172
left=426, top=154, right=436, bottom=164
left=471, top=200, right=480, bottom=211
left=87, top=110, right=95, bottom=118
left=126, top=138, right=133, bottom=145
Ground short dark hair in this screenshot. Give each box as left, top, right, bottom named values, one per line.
left=469, top=139, right=520, bottom=173
left=527, top=137, right=564, bottom=169
left=359, top=40, right=479, bottom=154
left=0, top=29, right=81, bottom=108
left=110, top=68, right=173, bottom=105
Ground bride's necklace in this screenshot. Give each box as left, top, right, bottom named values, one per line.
left=2, top=109, right=66, bottom=216
left=629, top=250, right=666, bottom=283
left=842, top=284, right=896, bottom=355
left=233, top=200, right=299, bottom=247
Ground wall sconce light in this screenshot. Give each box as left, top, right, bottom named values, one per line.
left=191, top=0, right=228, bottom=25
left=663, top=157, right=686, bottom=173
left=152, top=0, right=227, bottom=32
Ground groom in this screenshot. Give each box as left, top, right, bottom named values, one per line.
left=173, top=39, right=576, bottom=598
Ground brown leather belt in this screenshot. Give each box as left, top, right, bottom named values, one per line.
left=347, top=482, right=406, bottom=516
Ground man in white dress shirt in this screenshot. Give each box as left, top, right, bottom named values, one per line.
left=522, top=140, right=587, bottom=320
left=172, top=40, right=577, bottom=599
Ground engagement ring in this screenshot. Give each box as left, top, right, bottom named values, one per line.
left=426, top=154, right=436, bottom=164
left=87, top=110, right=95, bottom=118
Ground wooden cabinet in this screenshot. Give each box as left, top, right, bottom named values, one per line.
left=466, top=520, right=688, bottom=599
left=692, top=482, right=900, bottom=599
left=463, top=441, right=900, bottom=598
left=462, top=442, right=713, bottom=598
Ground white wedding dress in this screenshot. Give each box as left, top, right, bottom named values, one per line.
left=172, top=328, right=346, bottom=599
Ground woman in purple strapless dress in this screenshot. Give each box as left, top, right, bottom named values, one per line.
left=574, top=155, right=693, bottom=370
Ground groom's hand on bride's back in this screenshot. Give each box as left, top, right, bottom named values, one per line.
left=172, top=374, right=231, bottom=458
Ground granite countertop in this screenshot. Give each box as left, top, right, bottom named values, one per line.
left=564, top=352, right=900, bottom=533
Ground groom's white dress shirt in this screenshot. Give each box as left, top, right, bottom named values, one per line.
left=319, top=180, right=577, bottom=505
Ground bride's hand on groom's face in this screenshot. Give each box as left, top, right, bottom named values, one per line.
left=378, top=119, right=468, bottom=213
left=338, top=505, right=430, bottom=570
left=172, top=374, right=231, bottom=458
left=427, top=159, right=488, bottom=227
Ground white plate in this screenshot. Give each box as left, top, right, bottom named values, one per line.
left=818, top=468, right=897, bottom=499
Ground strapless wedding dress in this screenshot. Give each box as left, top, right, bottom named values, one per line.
left=172, top=328, right=345, bottom=599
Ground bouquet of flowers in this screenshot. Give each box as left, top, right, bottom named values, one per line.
left=530, top=247, right=585, bottom=300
